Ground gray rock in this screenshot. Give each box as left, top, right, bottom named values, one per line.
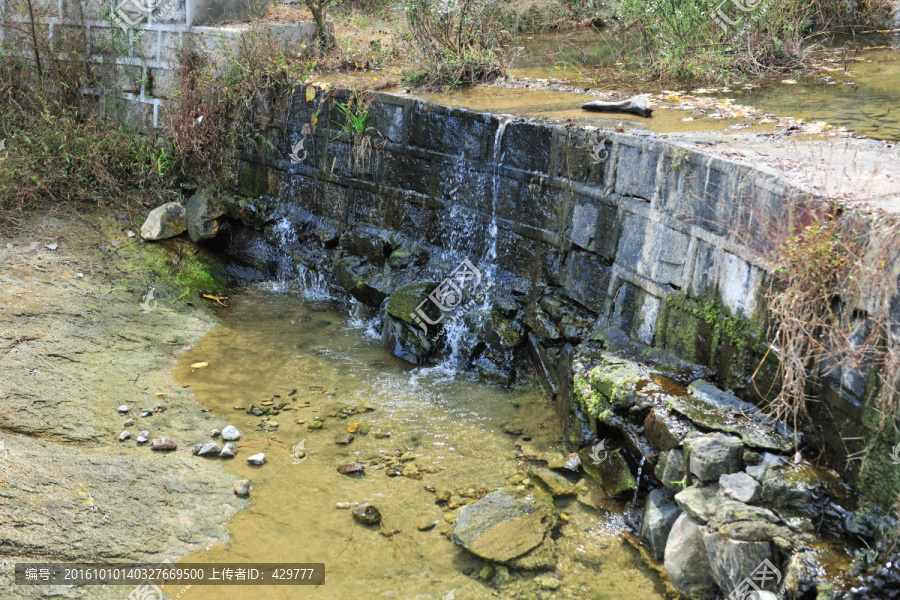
left=684, top=433, right=744, bottom=482
left=140, top=203, right=186, bottom=241
left=712, top=500, right=780, bottom=526
left=746, top=465, right=767, bottom=482
left=123, top=418, right=134, bottom=427
left=118, top=431, right=130, bottom=442
left=675, top=484, right=720, bottom=524
left=234, top=479, right=251, bottom=497
left=702, top=531, right=774, bottom=594
left=382, top=313, right=434, bottom=365
left=656, top=448, right=687, bottom=492
left=664, top=513, right=717, bottom=599
left=451, top=490, right=553, bottom=563
left=247, top=452, right=266, bottom=465
left=219, top=442, right=237, bottom=459
left=640, top=488, right=681, bottom=561
left=351, top=504, right=382, bottom=525
left=221, top=425, right=241, bottom=441
left=524, top=303, right=560, bottom=340
left=136, top=430, right=150, bottom=444
left=185, top=189, right=227, bottom=243
left=197, top=442, right=222, bottom=457
left=117, top=405, right=129, bottom=414
left=720, top=472, right=762, bottom=504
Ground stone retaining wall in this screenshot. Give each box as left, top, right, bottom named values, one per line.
left=204, top=87, right=899, bottom=511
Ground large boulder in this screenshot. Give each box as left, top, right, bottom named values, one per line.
left=451, top=490, right=555, bottom=563
left=684, top=432, right=744, bottom=482
left=185, top=189, right=227, bottom=243
left=640, top=488, right=680, bottom=561
left=656, top=448, right=687, bottom=492
left=664, top=513, right=717, bottom=599
left=140, top=202, right=186, bottom=240
left=674, top=484, right=720, bottom=524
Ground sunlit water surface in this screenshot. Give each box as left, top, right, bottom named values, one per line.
left=169, top=283, right=668, bottom=600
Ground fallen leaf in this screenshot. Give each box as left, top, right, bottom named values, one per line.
left=347, top=423, right=360, bottom=434
left=156, top=392, right=168, bottom=397
left=306, top=86, right=316, bottom=102
left=191, top=362, right=209, bottom=369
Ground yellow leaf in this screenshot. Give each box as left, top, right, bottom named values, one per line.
left=156, top=392, right=168, bottom=397
left=311, top=115, right=318, bottom=126
left=306, top=86, right=316, bottom=102
left=191, top=362, right=209, bottom=369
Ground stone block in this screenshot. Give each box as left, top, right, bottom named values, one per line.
left=614, top=142, right=660, bottom=201
left=559, top=250, right=611, bottom=314
left=409, top=108, right=488, bottom=160
left=718, top=252, right=762, bottom=318
left=615, top=211, right=649, bottom=274
left=379, top=150, right=433, bottom=195
left=368, top=101, right=404, bottom=143
left=499, top=121, right=552, bottom=174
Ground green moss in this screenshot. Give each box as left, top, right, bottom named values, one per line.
left=386, top=281, right=439, bottom=325
left=120, top=242, right=227, bottom=300
left=857, top=402, right=900, bottom=510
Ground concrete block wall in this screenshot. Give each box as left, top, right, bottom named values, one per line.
left=0, top=0, right=315, bottom=128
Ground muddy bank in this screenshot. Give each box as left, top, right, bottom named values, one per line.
left=0, top=210, right=243, bottom=599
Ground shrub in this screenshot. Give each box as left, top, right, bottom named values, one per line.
left=617, top=0, right=893, bottom=81
left=403, top=0, right=511, bottom=87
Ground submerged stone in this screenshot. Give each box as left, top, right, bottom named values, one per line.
left=352, top=504, right=382, bottom=525
left=451, top=490, right=553, bottom=563
left=530, top=467, right=577, bottom=497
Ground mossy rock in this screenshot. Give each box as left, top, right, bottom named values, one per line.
left=386, top=281, right=440, bottom=326
left=582, top=448, right=637, bottom=497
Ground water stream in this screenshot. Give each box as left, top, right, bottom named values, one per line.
left=170, top=285, right=669, bottom=600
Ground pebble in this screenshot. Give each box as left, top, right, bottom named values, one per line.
left=198, top=442, right=222, bottom=457
left=117, top=405, right=129, bottom=414
left=417, top=521, right=437, bottom=531
left=308, top=420, right=324, bottom=430
left=335, top=434, right=354, bottom=445
left=136, top=431, right=150, bottom=444
left=374, top=432, right=391, bottom=439
left=234, top=479, right=251, bottom=498
left=140, top=410, right=153, bottom=418
left=150, top=438, right=177, bottom=451
left=352, top=504, right=382, bottom=525
left=118, top=431, right=130, bottom=442
left=220, top=442, right=237, bottom=459
left=123, top=418, right=134, bottom=427
left=210, top=429, right=221, bottom=438
left=335, top=502, right=352, bottom=509
left=337, top=463, right=366, bottom=475
left=247, top=453, right=266, bottom=465
left=191, top=444, right=203, bottom=455
left=221, top=425, right=241, bottom=441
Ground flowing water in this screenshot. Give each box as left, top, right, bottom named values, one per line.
left=169, top=285, right=670, bottom=600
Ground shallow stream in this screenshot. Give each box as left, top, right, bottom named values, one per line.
left=418, top=29, right=900, bottom=140
left=169, top=284, right=669, bottom=600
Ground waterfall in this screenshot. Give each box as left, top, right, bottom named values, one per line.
left=268, top=217, right=335, bottom=301
left=423, top=117, right=510, bottom=376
